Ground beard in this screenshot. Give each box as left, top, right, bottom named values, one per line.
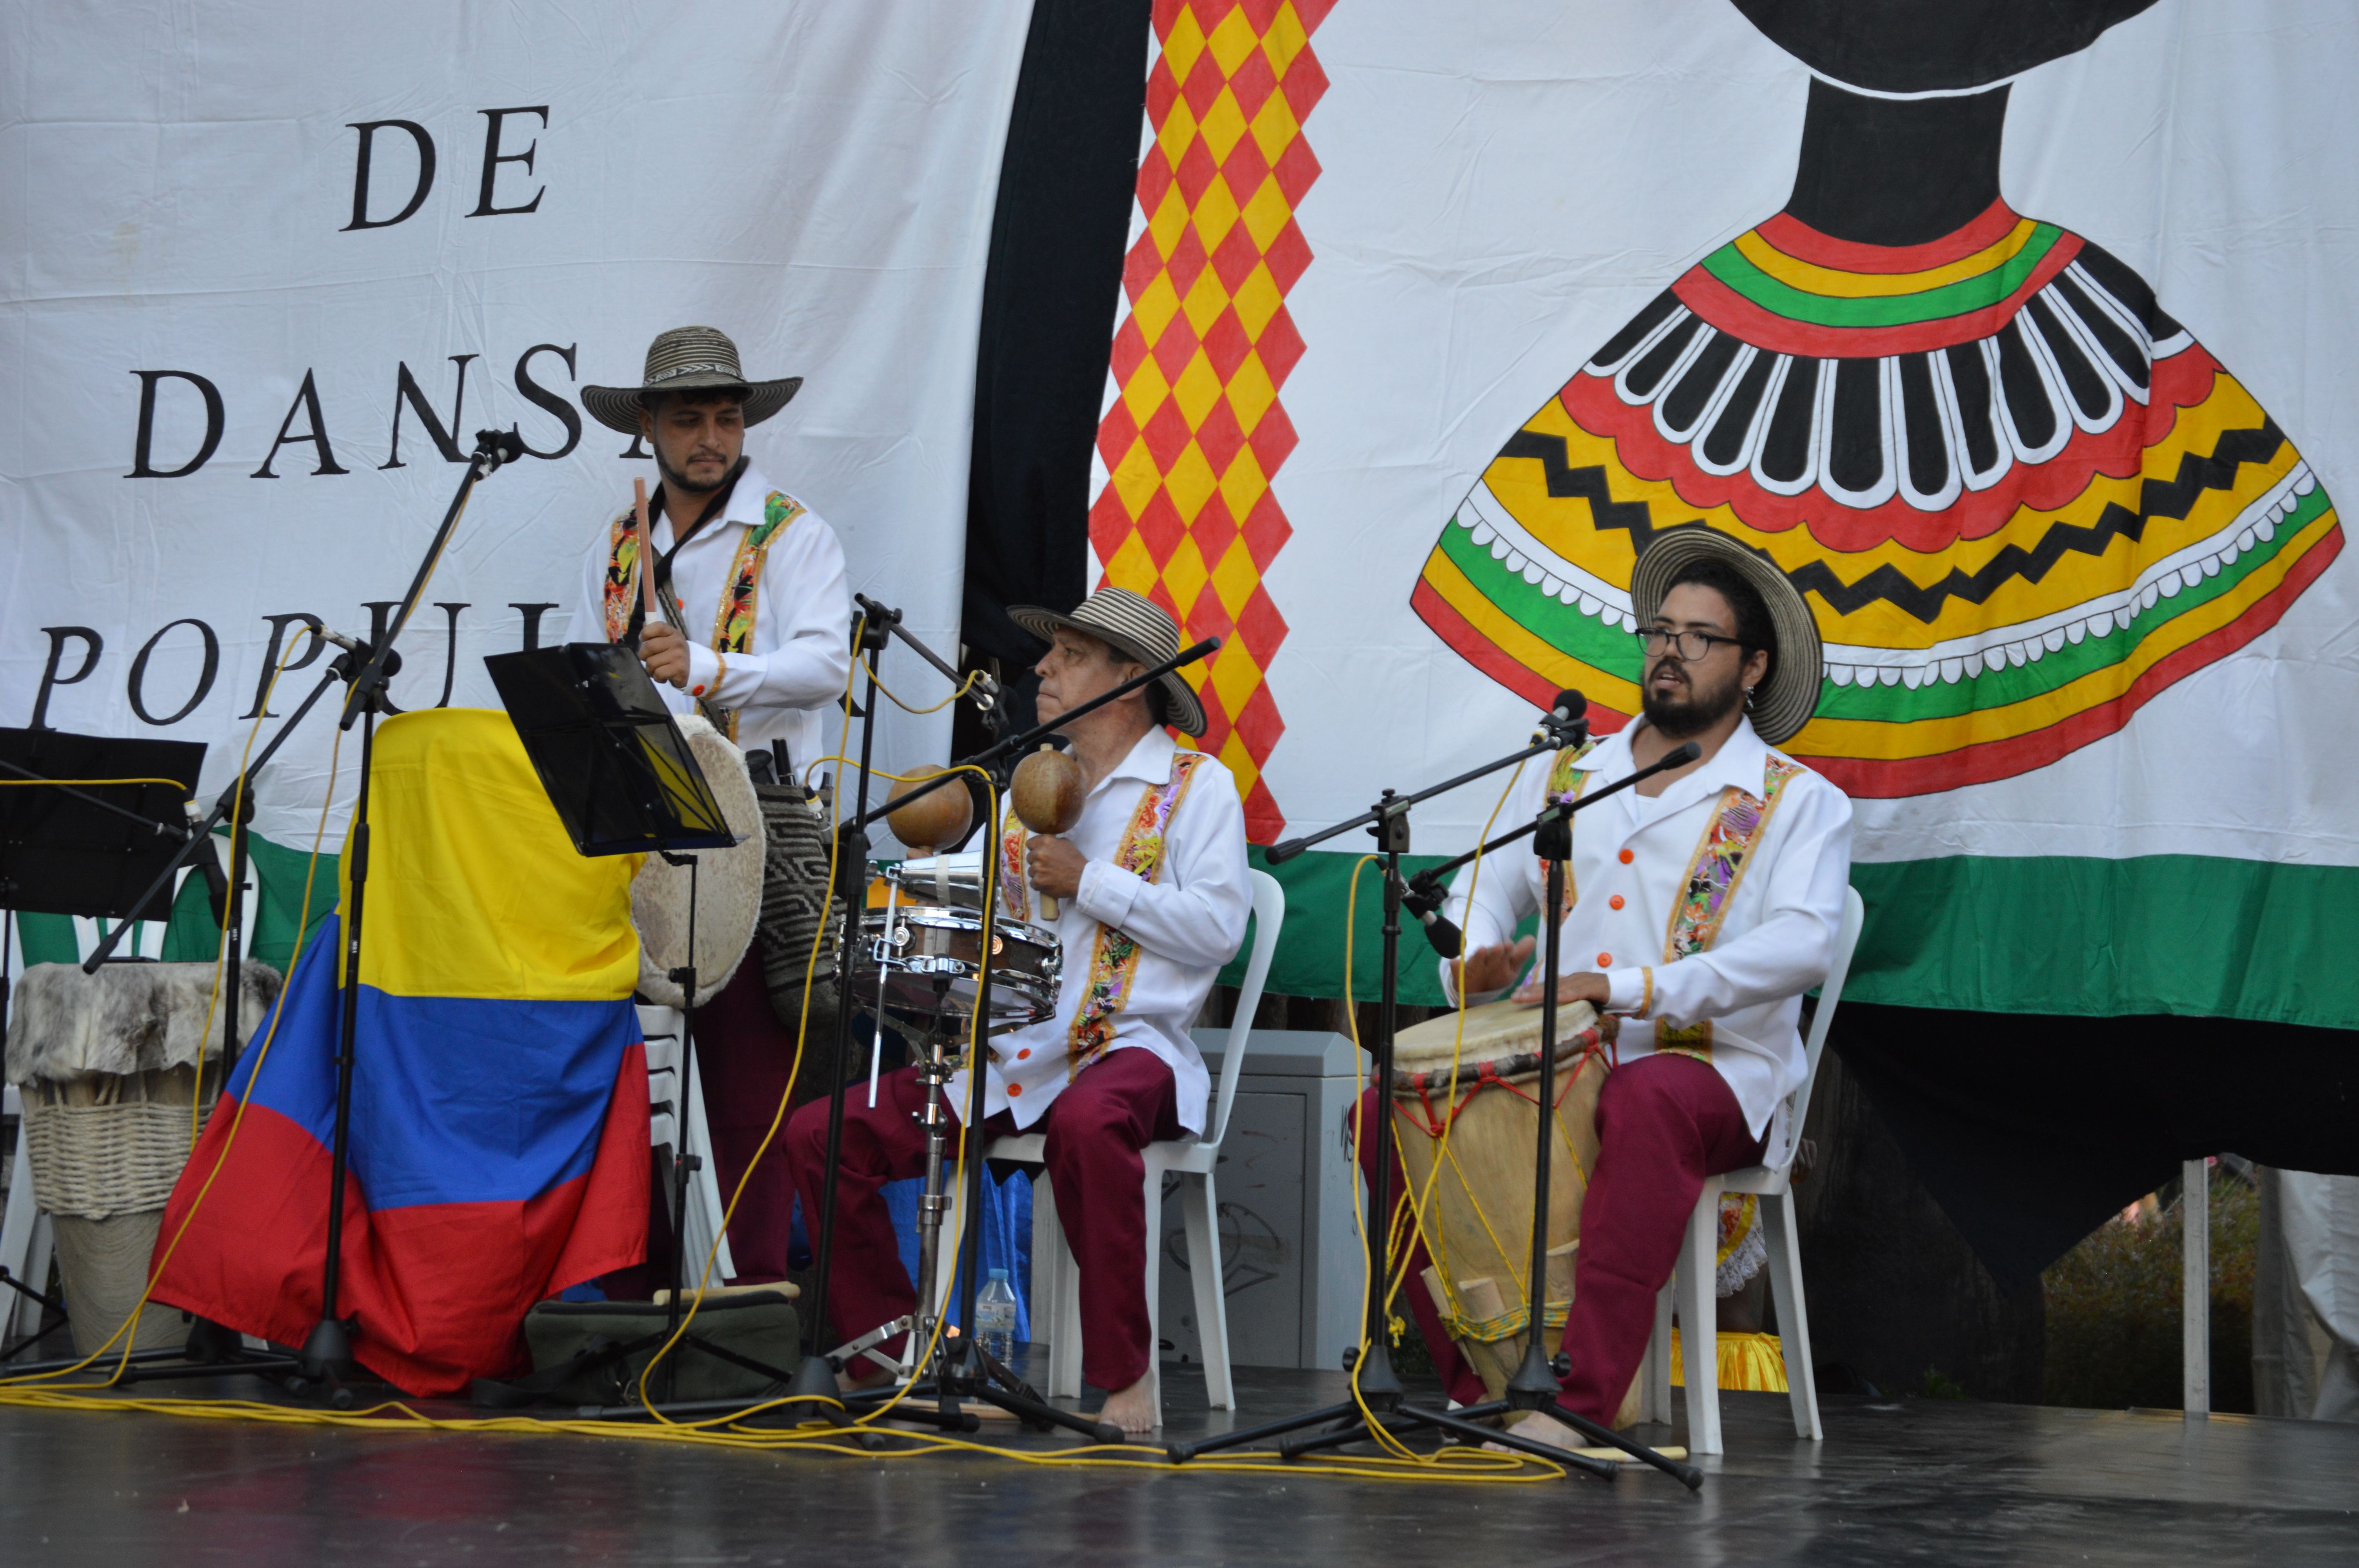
left=656, top=444, right=738, bottom=497
left=1639, top=655, right=1745, bottom=739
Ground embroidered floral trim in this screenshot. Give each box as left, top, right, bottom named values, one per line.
left=1654, top=756, right=1804, bottom=1060
left=1714, top=1192, right=1766, bottom=1297
left=1000, top=815, right=1032, bottom=923
left=1065, top=753, right=1205, bottom=1073
left=602, top=491, right=804, bottom=741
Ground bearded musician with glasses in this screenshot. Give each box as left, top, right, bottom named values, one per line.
left=1358, top=529, right=1854, bottom=1452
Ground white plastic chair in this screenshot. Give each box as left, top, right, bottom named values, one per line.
left=637, top=1004, right=738, bottom=1289
left=1640, top=884, right=1864, bottom=1452
left=978, top=867, right=1284, bottom=1426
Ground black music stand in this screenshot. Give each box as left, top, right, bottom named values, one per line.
left=0, top=728, right=205, bottom=1036
left=487, top=642, right=766, bottom=1401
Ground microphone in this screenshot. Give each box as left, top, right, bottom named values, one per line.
left=474, top=427, right=528, bottom=470
left=317, top=627, right=365, bottom=655
left=1545, top=688, right=1588, bottom=745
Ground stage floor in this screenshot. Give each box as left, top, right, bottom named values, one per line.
left=2, top=1354, right=2355, bottom=1566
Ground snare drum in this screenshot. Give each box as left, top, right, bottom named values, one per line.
left=1389, top=997, right=1613, bottom=1401
left=850, top=856, right=1061, bottom=1034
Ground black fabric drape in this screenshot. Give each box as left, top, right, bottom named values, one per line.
left=1828, top=1004, right=2359, bottom=1291
left=960, top=0, right=1153, bottom=740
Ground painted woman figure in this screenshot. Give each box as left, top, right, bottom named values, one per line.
left=1412, top=0, right=2341, bottom=799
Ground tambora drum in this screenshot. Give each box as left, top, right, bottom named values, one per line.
left=851, top=855, right=1060, bottom=1036
left=1389, top=997, right=1614, bottom=1401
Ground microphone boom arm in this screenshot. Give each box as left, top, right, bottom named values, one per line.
left=1264, top=704, right=1589, bottom=866
left=1407, top=740, right=1704, bottom=915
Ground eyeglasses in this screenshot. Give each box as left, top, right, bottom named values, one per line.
left=1633, top=626, right=1741, bottom=662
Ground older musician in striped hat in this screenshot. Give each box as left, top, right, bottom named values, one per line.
left=568, top=326, right=852, bottom=1287
left=1363, top=528, right=1854, bottom=1449
left=785, top=587, right=1251, bottom=1434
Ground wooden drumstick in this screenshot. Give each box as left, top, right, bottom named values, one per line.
left=633, top=477, right=657, bottom=628
left=885, top=766, right=973, bottom=900
left=1011, top=742, right=1084, bottom=918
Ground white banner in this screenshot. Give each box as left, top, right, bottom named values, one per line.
left=1, top=0, right=1034, bottom=846
left=1089, top=0, right=2359, bottom=1020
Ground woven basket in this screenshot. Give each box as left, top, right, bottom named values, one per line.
left=20, top=1070, right=215, bottom=1355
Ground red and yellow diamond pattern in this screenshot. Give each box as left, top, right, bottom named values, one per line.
left=1090, top=0, right=1334, bottom=842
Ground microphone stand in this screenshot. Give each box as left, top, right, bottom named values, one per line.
left=300, top=428, right=522, bottom=1398
left=1169, top=716, right=1619, bottom=1478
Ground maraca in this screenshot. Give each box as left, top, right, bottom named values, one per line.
left=886, top=766, right=973, bottom=900
left=1010, top=743, right=1084, bottom=917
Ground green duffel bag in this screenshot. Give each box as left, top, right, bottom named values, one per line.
left=474, top=1289, right=803, bottom=1409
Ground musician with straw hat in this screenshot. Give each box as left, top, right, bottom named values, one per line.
left=785, top=586, right=1250, bottom=1435
left=1361, top=526, right=1854, bottom=1451
left=568, top=324, right=850, bottom=765
left=566, top=326, right=852, bottom=1288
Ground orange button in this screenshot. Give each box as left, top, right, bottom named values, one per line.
left=1608, top=895, right=1625, bottom=910
left=1618, top=849, right=1634, bottom=864
left=1007, top=1083, right=1023, bottom=1096
left=1597, top=953, right=1612, bottom=967
left=1016, top=1048, right=1030, bottom=1060
left=690, top=683, right=706, bottom=697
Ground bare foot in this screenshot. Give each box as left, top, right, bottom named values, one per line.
left=1485, top=1409, right=1583, bottom=1455
left=1095, top=1373, right=1157, bottom=1434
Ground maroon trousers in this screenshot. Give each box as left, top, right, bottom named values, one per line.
left=785, top=1045, right=1180, bottom=1392
left=1355, top=1051, right=1765, bottom=1421
left=685, top=955, right=808, bottom=1284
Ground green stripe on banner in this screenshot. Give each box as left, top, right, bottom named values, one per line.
left=1698, top=223, right=2063, bottom=328
left=1846, top=854, right=2359, bottom=1030
left=1221, top=845, right=2359, bottom=1033
left=1440, top=520, right=1642, bottom=670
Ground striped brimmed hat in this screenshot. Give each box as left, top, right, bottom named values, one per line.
left=1629, top=526, right=1824, bottom=747
left=582, top=326, right=802, bottom=434
left=1011, top=587, right=1207, bottom=738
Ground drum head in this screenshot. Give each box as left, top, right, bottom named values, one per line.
left=853, top=902, right=1061, bottom=1035
left=1391, top=997, right=1600, bottom=1078
left=632, top=714, right=765, bottom=1008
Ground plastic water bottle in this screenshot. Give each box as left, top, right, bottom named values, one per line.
left=976, top=1268, right=1019, bottom=1367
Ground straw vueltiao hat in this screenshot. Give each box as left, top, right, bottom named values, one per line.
left=1010, top=586, right=1207, bottom=738
left=1628, top=526, right=1824, bottom=747
left=582, top=326, right=802, bottom=434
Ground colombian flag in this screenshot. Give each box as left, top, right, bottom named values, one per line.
left=152, top=709, right=651, bottom=1395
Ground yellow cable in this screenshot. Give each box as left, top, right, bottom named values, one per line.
left=0, top=777, right=193, bottom=790
left=2, top=639, right=1565, bottom=1485
left=859, top=656, right=981, bottom=716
